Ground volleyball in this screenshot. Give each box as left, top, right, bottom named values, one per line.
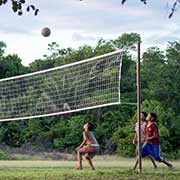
left=41, top=27, right=51, bottom=37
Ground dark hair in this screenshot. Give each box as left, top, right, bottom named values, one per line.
left=87, top=122, right=96, bottom=131
left=150, top=112, right=157, bottom=121
left=141, top=112, right=148, bottom=118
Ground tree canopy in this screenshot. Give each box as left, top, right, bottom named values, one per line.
left=0, top=0, right=39, bottom=16
left=0, top=33, right=180, bottom=159
left=0, top=0, right=179, bottom=18
left=121, top=0, right=180, bottom=18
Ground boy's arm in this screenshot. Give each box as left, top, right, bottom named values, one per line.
left=133, top=133, right=137, bottom=144
left=78, top=139, right=86, bottom=148
left=76, top=132, right=87, bottom=150
left=146, top=134, right=157, bottom=141
left=133, top=123, right=138, bottom=144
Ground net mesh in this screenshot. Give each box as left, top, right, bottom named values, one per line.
left=0, top=50, right=123, bottom=121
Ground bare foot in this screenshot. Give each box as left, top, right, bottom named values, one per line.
left=76, top=167, right=82, bottom=170
left=167, top=164, right=173, bottom=169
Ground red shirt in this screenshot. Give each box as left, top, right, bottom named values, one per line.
left=145, top=123, right=160, bottom=144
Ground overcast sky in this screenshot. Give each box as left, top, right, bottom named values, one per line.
left=0, top=0, right=179, bottom=66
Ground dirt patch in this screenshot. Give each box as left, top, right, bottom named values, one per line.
left=0, top=144, right=76, bottom=160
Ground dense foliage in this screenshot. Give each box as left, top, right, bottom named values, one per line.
left=121, top=0, right=180, bottom=18
left=0, top=33, right=180, bottom=159
left=0, top=0, right=39, bottom=16
left=0, top=0, right=179, bottom=18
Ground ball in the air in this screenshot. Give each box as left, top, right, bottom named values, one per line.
left=41, top=27, right=51, bottom=37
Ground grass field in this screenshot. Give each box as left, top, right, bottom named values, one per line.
left=0, top=156, right=179, bottom=180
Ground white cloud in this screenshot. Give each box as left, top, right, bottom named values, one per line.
left=0, top=0, right=180, bottom=66
left=72, top=32, right=97, bottom=41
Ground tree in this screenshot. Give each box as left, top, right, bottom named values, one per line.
left=0, top=41, right=29, bottom=78
left=1, top=35, right=180, bottom=158
left=0, top=0, right=39, bottom=16
left=0, top=41, right=6, bottom=57
left=112, top=33, right=141, bottom=49
left=0, top=54, right=29, bottom=78
left=0, top=0, right=178, bottom=18
left=121, top=0, right=180, bottom=18
left=121, top=0, right=146, bottom=5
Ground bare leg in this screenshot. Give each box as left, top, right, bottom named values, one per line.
left=148, top=155, right=157, bottom=168
left=134, top=151, right=157, bottom=169
left=133, top=158, right=138, bottom=170
left=86, top=157, right=95, bottom=170
left=77, top=151, right=82, bottom=170
left=161, top=158, right=173, bottom=168
left=133, top=150, right=139, bottom=170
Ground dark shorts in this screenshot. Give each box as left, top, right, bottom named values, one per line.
left=78, top=145, right=99, bottom=159
left=141, top=143, right=162, bottom=162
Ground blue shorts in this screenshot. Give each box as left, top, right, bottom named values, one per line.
left=141, top=143, right=162, bottom=162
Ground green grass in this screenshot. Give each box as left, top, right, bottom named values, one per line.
left=0, top=156, right=179, bottom=180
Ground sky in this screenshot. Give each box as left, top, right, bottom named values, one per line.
left=0, top=0, right=180, bottom=66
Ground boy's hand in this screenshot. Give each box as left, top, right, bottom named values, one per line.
left=133, top=139, right=137, bottom=144
left=75, top=146, right=81, bottom=151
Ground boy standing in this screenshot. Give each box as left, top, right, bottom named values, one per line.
left=133, top=112, right=157, bottom=169
left=141, top=112, right=173, bottom=168
left=76, top=122, right=99, bottom=170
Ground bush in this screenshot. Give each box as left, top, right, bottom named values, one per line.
left=112, top=123, right=135, bottom=157
left=0, top=150, right=10, bottom=160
